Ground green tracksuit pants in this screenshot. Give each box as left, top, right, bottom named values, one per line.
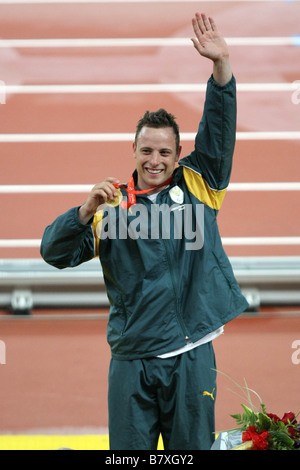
left=108, top=341, right=217, bottom=450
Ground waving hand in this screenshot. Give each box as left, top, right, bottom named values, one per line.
left=191, top=13, right=232, bottom=85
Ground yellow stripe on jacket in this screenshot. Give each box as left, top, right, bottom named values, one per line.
left=183, top=166, right=227, bottom=211
left=92, top=209, right=103, bottom=257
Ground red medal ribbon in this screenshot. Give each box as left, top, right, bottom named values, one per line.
left=114, top=174, right=174, bottom=209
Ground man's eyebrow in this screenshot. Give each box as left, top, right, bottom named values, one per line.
left=139, top=145, right=173, bottom=152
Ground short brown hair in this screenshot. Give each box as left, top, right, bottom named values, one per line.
left=135, top=109, right=180, bottom=152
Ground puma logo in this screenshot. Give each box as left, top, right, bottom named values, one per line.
left=202, top=388, right=215, bottom=400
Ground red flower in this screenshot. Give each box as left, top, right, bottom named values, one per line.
left=281, top=412, right=296, bottom=425
left=267, top=413, right=281, bottom=423
left=242, top=425, right=270, bottom=450
left=288, top=426, right=296, bottom=438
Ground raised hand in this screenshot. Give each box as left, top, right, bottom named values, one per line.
left=191, top=12, right=232, bottom=86
left=191, top=12, right=229, bottom=62
left=78, top=176, right=121, bottom=224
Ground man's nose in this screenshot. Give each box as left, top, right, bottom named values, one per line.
left=149, top=151, right=160, bottom=166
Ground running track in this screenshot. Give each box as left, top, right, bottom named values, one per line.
left=0, top=0, right=300, bottom=447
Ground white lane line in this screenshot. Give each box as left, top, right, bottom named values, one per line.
left=1, top=182, right=300, bottom=193
left=222, top=237, right=300, bottom=246
left=1, top=237, right=300, bottom=248
left=0, top=0, right=297, bottom=4
left=0, top=132, right=300, bottom=143
left=0, top=37, right=298, bottom=48
left=4, top=82, right=300, bottom=94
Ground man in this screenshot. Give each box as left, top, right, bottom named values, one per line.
left=41, top=13, right=248, bottom=450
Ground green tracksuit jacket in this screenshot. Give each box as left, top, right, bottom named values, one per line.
left=40, top=75, right=248, bottom=360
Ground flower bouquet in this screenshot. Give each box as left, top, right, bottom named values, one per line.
left=213, top=372, right=300, bottom=451
left=231, top=405, right=300, bottom=450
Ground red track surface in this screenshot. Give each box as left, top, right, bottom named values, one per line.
left=0, top=313, right=299, bottom=434
left=0, top=1, right=300, bottom=438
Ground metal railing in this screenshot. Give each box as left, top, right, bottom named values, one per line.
left=0, top=257, right=300, bottom=314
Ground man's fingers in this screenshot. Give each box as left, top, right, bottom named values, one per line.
left=194, top=12, right=211, bottom=35
left=193, top=13, right=218, bottom=38
left=92, top=182, right=117, bottom=202
left=201, top=13, right=212, bottom=31
left=190, top=37, right=202, bottom=54
left=105, top=176, right=120, bottom=182
left=209, top=16, right=217, bottom=32
left=105, top=176, right=121, bottom=185
left=102, top=177, right=121, bottom=199
left=192, top=13, right=202, bottom=37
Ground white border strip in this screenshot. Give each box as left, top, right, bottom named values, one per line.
left=0, top=0, right=297, bottom=4
left=1, top=182, right=300, bottom=193
left=222, top=237, right=300, bottom=246
left=0, top=132, right=300, bottom=143
left=7, top=84, right=206, bottom=94
left=0, top=37, right=298, bottom=48
left=0, top=239, right=41, bottom=248
left=0, top=184, right=92, bottom=193
left=237, top=132, right=300, bottom=141
left=1, top=237, right=300, bottom=248
left=228, top=182, right=300, bottom=191
left=4, top=83, right=299, bottom=94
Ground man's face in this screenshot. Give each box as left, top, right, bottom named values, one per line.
left=133, top=126, right=181, bottom=191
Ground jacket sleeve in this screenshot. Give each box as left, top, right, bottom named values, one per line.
left=179, top=74, right=236, bottom=210
left=40, top=206, right=95, bottom=269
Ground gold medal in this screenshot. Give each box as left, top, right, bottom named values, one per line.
left=109, top=174, right=174, bottom=210
left=106, top=188, right=123, bottom=207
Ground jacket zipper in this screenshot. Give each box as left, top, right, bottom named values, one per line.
left=161, top=236, right=191, bottom=344
left=150, top=195, right=191, bottom=344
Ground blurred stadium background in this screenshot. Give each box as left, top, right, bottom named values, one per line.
left=0, top=0, right=299, bottom=450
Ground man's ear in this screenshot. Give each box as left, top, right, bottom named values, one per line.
left=175, top=145, right=182, bottom=162
left=132, top=141, right=136, bottom=158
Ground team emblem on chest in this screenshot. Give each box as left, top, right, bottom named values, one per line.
left=169, top=185, right=184, bottom=204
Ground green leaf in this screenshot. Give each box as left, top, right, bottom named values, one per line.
left=269, top=430, right=295, bottom=451
left=230, top=413, right=242, bottom=424
left=260, top=403, right=267, bottom=414
left=256, top=412, right=272, bottom=432
left=240, top=404, right=257, bottom=426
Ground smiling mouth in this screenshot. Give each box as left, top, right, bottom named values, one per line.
left=145, top=168, right=164, bottom=175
